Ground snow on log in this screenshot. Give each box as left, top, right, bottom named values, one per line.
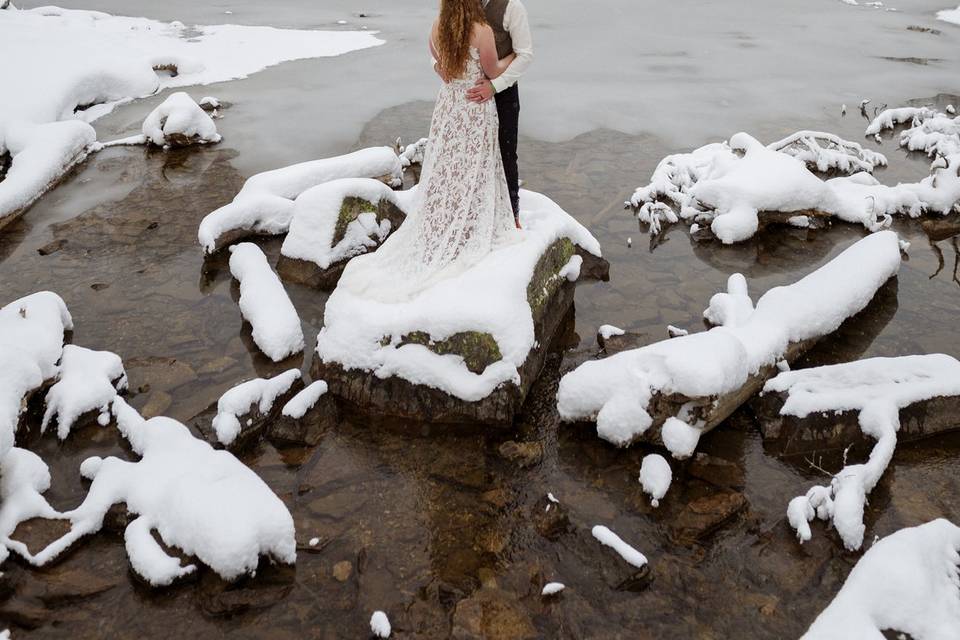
left=228, top=243, right=305, bottom=362
left=767, top=130, right=887, bottom=174
left=24, top=398, right=296, bottom=586
left=0, top=447, right=64, bottom=565
left=865, top=107, right=937, bottom=136
left=277, top=179, right=418, bottom=289
left=801, top=519, right=960, bottom=640
left=197, top=148, right=403, bottom=254
left=212, top=369, right=302, bottom=447
left=399, top=137, right=429, bottom=167
left=41, top=345, right=127, bottom=439
left=765, top=354, right=960, bottom=550
left=0, top=6, right=383, bottom=230
left=557, top=231, right=902, bottom=450
left=314, top=189, right=606, bottom=424
left=140, top=91, right=221, bottom=147
left=0, top=292, right=73, bottom=460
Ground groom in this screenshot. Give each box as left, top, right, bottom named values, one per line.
left=466, top=0, right=534, bottom=224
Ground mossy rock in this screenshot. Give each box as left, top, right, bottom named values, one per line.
left=526, top=238, right=575, bottom=319
left=398, top=331, right=502, bottom=375
left=332, top=196, right=407, bottom=247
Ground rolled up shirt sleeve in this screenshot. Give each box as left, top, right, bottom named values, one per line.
left=491, top=0, right=534, bottom=94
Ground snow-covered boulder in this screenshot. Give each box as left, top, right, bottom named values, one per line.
left=277, top=179, right=417, bottom=289
left=141, top=92, right=221, bottom=148
left=228, top=243, right=305, bottom=362
left=211, top=369, right=303, bottom=448
left=197, top=148, right=403, bottom=254
left=0, top=6, right=383, bottom=230
left=314, top=189, right=606, bottom=424
left=802, top=519, right=960, bottom=640
left=27, top=398, right=296, bottom=586
left=0, top=292, right=73, bottom=460
left=270, top=380, right=338, bottom=446
left=557, top=231, right=902, bottom=449
left=767, top=354, right=960, bottom=550
left=41, top=345, right=127, bottom=440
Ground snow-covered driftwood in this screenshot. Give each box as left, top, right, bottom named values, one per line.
left=556, top=231, right=902, bottom=451
left=228, top=243, right=305, bottom=362
left=314, top=190, right=607, bottom=424
left=802, top=519, right=960, bottom=640
left=768, top=354, right=960, bottom=550
left=768, top=130, right=887, bottom=174
left=628, top=128, right=959, bottom=243
left=276, top=179, right=417, bottom=289
left=197, top=148, right=403, bottom=254
left=0, top=292, right=73, bottom=460
left=0, top=6, right=383, bottom=230
left=22, top=399, right=296, bottom=586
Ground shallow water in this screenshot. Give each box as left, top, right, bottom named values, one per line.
left=3, top=0, right=960, bottom=638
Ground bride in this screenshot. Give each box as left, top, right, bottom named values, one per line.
left=341, top=0, right=520, bottom=302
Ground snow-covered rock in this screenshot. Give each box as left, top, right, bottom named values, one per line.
left=557, top=231, right=901, bottom=449
left=314, top=189, right=604, bottom=423
left=281, top=381, right=329, bottom=420
left=212, top=369, right=302, bottom=446
left=639, top=454, right=671, bottom=507
left=198, top=148, right=403, bottom=254
left=0, top=292, right=73, bottom=459
left=0, top=447, right=63, bottom=565
left=141, top=92, right=221, bottom=147
left=25, top=398, right=296, bottom=585
left=0, top=6, right=383, bottom=229
left=41, top=345, right=127, bottom=440
left=228, top=243, right=304, bottom=362
left=802, top=519, right=960, bottom=640
left=592, top=525, right=648, bottom=569
left=768, top=354, right=960, bottom=550
left=399, top=137, right=429, bottom=167
left=541, top=582, right=566, bottom=596
left=278, top=179, right=417, bottom=286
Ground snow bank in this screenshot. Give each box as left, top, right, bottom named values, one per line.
left=592, top=525, right=648, bottom=568
left=316, top=189, right=601, bottom=402
left=557, top=231, right=901, bottom=448
left=370, top=611, right=391, bottom=638
left=0, top=447, right=63, bottom=565
left=628, top=128, right=957, bottom=242
left=141, top=92, right=220, bottom=147
left=280, top=179, right=417, bottom=270
left=26, top=398, right=296, bottom=585
left=281, top=381, right=328, bottom=420
left=802, top=519, right=960, bottom=640
left=0, top=292, right=73, bottom=459
left=212, top=369, right=302, bottom=446
left=228, top=243, right=304, bottom=362
left=41, top=345, right=127, bottom=440
left=0, top=6, right=383, bottom=227
left=768, top=354, right=960, bottom=550
left=639, top=454, right=671, bottom=507
left=939, top=5, right=960, bottom=25
left=198, top=148, right=403, bottom=253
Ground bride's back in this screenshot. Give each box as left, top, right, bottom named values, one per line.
left=433, top=0, right=490, bottom=83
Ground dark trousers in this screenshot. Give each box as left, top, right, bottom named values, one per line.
left=495, top=84, right=520, bottom=217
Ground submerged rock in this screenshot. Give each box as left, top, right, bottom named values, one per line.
left=451, top=587, right=537, bottom=640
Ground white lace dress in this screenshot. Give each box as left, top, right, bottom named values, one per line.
left=341, top=47, right=517, bottom=302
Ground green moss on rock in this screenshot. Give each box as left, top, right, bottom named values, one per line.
left=333, top=196, right=379, bottom=245
left=526, top=238, right=575, bottom=319
left=399, top=331, right=502, bottom=375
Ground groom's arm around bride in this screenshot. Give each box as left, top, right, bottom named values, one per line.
left=468, top=0, right=533, bottom=220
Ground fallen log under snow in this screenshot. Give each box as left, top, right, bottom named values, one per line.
left=768, top=354, right=960, bottom=551
left=556, top=231, right=903, bottom=451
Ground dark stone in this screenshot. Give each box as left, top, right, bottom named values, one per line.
left=9, top=518, right=72, bottom=556
left=496, top=440, right=543, bottom=468
left=670, top=491, right=748, bottom=545
left=451, top=587, right=538, bottom=640
left=530, top=495, right=570, bottom=540
left=576, top=246, right=611, bottom=282
left=267, top=391, right=338, bottom=447
left=597, top=330, right=651, bottom=355
left=687, top=453, right=745, bottom=489
left=37, top=239, right=68, bottom=256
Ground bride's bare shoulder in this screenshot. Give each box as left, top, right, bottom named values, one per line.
left=470, top=21, right=494, bottom=46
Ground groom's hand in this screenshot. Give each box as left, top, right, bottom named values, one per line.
left=467, top=79, right=495, bottom=103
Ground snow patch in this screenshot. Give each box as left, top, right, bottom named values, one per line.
left=541, top=582, right=566, bottom=596
left=281, top=381, right=329, bottom=420
left=41, top=345, right=127, bottom=440
left=639, top=454, right=671, bottom=507
left=370, top=611, right=391, bottom=638
left=592, top=525, right=648, bottom=569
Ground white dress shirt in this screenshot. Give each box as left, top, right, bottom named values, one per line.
left=485, top=0, right=534, bottom=93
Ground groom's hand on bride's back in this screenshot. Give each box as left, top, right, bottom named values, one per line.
left=467, top=79, right=495, bottom=104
